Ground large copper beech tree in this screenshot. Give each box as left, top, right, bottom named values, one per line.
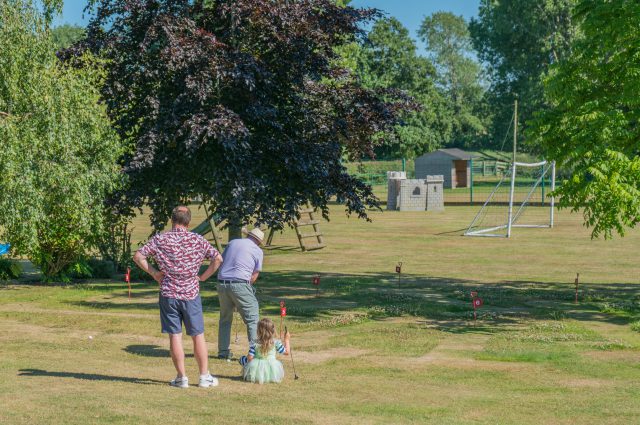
left=69, top=0, right=414, bottom=231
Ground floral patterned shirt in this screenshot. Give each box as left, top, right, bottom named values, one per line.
left=138, top=227, right=220, bottom=300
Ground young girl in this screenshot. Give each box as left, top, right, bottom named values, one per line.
left=239, top=318, right=289, bottom=384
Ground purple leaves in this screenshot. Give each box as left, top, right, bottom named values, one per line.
left=81, top=0, right=410, bottom=229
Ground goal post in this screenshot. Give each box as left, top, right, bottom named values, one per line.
left=464, top=160, right=556, bottom=238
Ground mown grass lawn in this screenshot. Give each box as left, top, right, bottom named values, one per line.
left=1, top=205, right=640, bottom=424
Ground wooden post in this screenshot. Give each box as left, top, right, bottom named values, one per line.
left=265, top=228, right=276, bottom=246
left=470, top=158, right=474, bottom=204
left=202, top=204, right=223, bottom=252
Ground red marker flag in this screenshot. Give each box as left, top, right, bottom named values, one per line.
left=313, top=276, right=320, bottom=286
left=473, top=298, right=483, bottom=308
left=280, top=307, right=287, bottom=317
left=125, top=267, right=132, bottom=301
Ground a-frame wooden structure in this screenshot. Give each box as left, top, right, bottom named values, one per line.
left=192, top=204, right=326, bottom=253
left=190, top=204, right=224, bottom=252
left=265, top=207, right=325, bottom=252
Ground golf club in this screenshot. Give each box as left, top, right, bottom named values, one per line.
left=234, top=308, right=239, bottom=343
left=285, top=326, right=299, bottom=380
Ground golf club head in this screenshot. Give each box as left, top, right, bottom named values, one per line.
left=294, top=375, right=299, bottom=380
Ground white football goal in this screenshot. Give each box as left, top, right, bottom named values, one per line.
left=464, top=160, right=556, bottom=238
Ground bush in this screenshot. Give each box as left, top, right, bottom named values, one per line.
left=96, top=206, right=133, bottom=272
left=65, top=261, right=93, bottom=280
left=64, top=258, right=116, bottom=280
left=87, top=259, right=116, bottom=279
left=0, top=258, right=22, bottom=280
left=128, top=265, right=156, bottom=282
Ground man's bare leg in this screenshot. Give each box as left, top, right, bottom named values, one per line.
left=169, top=333, right=186, bottom=377
left=192, top=333, right=209, bottom=375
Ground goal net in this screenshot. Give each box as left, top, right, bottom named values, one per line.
left=464, top=161, right=556, bottom=237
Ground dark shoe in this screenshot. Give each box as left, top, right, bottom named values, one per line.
left=217, top=352, right=233, bottom=360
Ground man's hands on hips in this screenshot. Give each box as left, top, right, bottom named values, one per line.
left=153, top=270, right=165, bottom=284
left=198, top=255, right=223, bottom=282
left=133, top=251, right=164, bottom=285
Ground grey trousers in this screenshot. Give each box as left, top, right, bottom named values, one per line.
left=217, top=281, right=259, bottom=356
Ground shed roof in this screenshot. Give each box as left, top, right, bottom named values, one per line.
left=420, top=148, right=473, bottom=161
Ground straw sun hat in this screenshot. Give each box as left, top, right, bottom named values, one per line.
left=247, top=228, right=265, bottom=242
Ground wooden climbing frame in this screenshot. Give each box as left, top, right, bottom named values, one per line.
left=265, top=207, right=326, bottom=252
left=190, top=204, right=224, bottom=252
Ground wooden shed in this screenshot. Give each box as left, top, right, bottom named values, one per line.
left=414, top=148, right=472, bottom=189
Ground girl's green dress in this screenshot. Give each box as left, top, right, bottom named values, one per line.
left=242, top=340, right=285, bottom=384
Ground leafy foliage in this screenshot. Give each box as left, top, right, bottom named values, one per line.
left=470, top=0, right=579, bottom=150
left=65, top=258, right=116, bottom=280
left=530, top=0, right=640, bottom=238
left=72, top=0, right=412, bottom=230
left=95, top=200, right=133, bottom=272
left=419, top=12, right=487, bottom=149
left=51, top=24, right=85, bottom=50
left=0, top=258, right=22, bottom=280
left=348, top=17, right=445, bottom=159
left=0, top=0, right=123, bottom=278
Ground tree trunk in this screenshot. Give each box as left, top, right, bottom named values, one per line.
left=228, top=223, right=243, bottom=241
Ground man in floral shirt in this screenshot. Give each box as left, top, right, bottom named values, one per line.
left=133, top=206, right=223, bottom=388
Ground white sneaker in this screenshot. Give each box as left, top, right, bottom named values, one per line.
left=169, top=376, right=189, bottom=388
left=198, top=373, right=219, bottom=388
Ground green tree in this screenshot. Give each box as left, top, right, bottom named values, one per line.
left=0, top=0, right=123, bottom=278
left=51, top=24, right=85, bottom=51
left=354, top=17, right=446, bottom=158
left=419, top=12, right=486, bottom=149
left=470, top=0, right=578, bottom=150
left=530, top=0, right=640, bottom=239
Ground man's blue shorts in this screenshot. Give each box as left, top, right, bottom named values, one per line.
left=159, top=294, right=205, bottom=336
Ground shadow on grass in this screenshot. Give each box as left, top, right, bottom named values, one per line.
left=123, top=346, right=248, bottom=366
left=263, top=245, right=301, bottom=252
left=56, top=271, right=640, bottom=331
left=70, top=300, right=160, bottom=311
left=214, top=373, right=245, bottom=382
left=69, top=291, right=221, bottom=312
left=124, top=344, right=188, bottom=358
left=434, top=228, right=468, bottom=236
left=18, top=369, right=165, bottom=385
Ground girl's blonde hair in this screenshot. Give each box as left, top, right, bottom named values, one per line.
left=257, top=318, right=276, bottom=354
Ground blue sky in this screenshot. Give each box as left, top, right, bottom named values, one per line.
left=54, top=0, right=480, bottom=51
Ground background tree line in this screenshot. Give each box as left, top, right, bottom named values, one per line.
left=51, top=1, right=579, bottom=161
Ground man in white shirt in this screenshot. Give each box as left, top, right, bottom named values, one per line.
left=216, top=228, right=264, bottom=359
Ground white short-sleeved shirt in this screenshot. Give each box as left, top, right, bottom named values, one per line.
left=217, top=238, right=263, bottom=282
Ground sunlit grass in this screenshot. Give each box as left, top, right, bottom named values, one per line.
left=2, top=205, right=640, bottom=424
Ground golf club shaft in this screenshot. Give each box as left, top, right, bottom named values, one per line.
left=285, top=326, right=299, bottom=379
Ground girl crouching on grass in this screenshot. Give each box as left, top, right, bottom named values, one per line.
left=239, top=318, right=289, bottom=383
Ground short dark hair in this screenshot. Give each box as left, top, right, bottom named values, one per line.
left=171, top=205, right=191, bottom=226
